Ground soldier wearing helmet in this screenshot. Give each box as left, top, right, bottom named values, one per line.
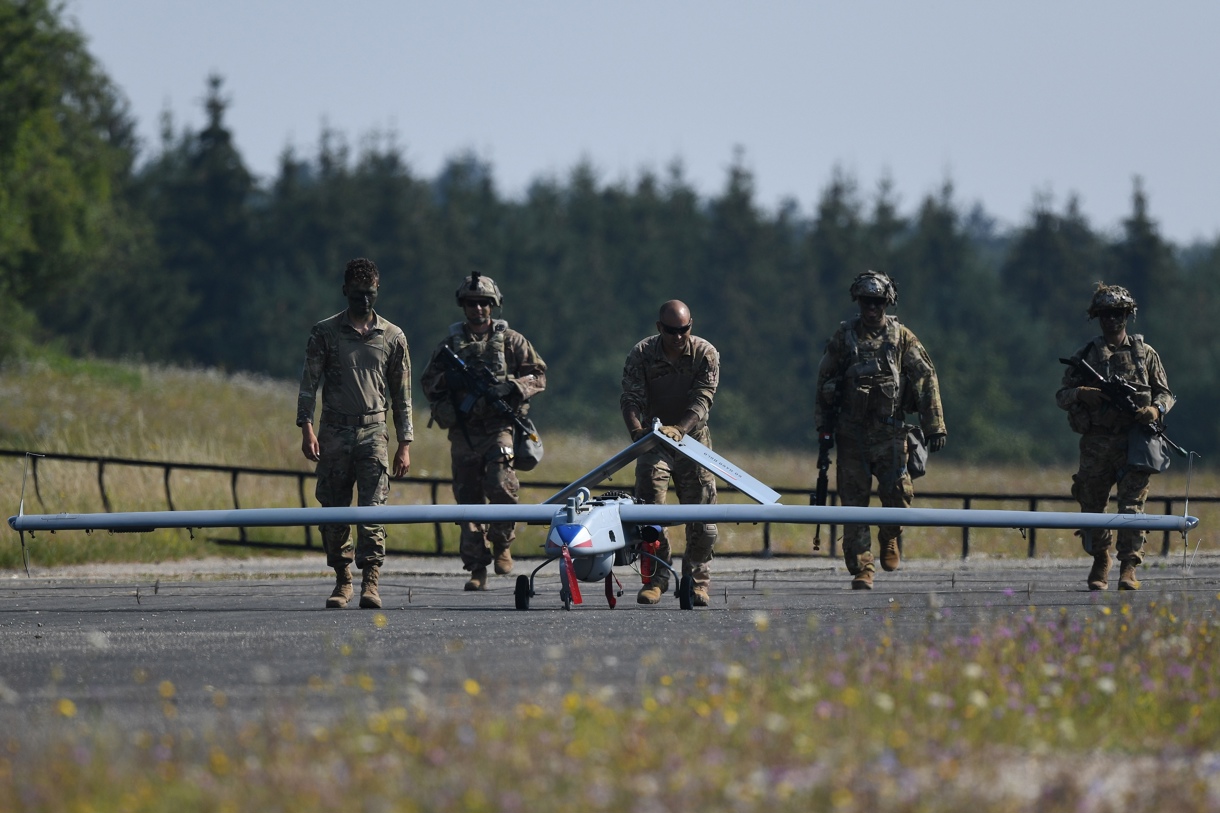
left=421, top=272, right=547, bottom=591
left=814, top=271, right=946, bottom=590
left=1056, top=282, right=1175, bottom=591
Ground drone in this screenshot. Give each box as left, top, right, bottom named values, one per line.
left=8, top=422, right=1199, bottom=610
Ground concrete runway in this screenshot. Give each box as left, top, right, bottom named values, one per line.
left=2, top=554, right=1219, bottom=729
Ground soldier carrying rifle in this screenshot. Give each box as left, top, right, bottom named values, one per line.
left=1057, top=282, right=1177, bottom=591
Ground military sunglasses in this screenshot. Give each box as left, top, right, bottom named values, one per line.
left=660, top=321, right=693, bottom=336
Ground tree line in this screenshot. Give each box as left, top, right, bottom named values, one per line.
left=4, top=0, right=1219, bottom=463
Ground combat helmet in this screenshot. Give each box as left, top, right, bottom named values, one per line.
left=849, top=270, right=898, bottom=306
left=455, top=271, right=504, bottom=307
left=1087, top=282, right=1137, bottom=319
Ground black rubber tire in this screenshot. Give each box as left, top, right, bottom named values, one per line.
left=678, top=574, right=694, bottom=610
left=514, top=575, right=531, bottom=610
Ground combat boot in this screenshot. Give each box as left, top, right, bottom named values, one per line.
left=493, top=547, right=514, bottom=575
left=359, top=565, right=382, bottom=609
left=692, top=585, right=710, bottom=607
left=326, top=565, right=353, bottom=609
left=1087, top=551, right=1112, bottom=591
left=851, top=569, right=874, bottom=590
left=880, top=537, right=901, bottom=572
left=637, top=583, right=664, bottom=604
left=464, top=566, right=487, bottom=592
left=1118, top=559, right=1141, bottom=591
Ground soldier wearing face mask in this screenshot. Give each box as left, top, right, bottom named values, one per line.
left=1057, top=283, right=1175, bottom=591
left=297, top=258, right=413, bottom=610
left=814, top=271, right=946, bottom=590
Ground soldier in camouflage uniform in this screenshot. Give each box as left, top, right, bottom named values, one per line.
left=815, top=271, right=946, bottom=590
left=1057, top=283, right=1174, bottom=591
left=297, top=258, right=413, bottom=610
left=421, top=273, right=547, bottom=591
left=621, top=300, right=720, bottom=607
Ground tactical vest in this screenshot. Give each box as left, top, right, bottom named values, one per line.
left=839, top=316, right=903, bottom=423
left=1067, top=334, right=1153, bottom=434
left=447, top=320, right=509, bottom=419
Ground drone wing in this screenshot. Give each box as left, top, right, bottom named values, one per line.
left=9, top=504, right=561, bottom=534
left=619, top=503, right=1198, bottom=533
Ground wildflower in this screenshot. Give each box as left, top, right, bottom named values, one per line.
left=158, top=681, right=175, bottom=699
left=57, top=698, right=76, bottom=718
left=464, top=679, right=481, bottom=696
left=873, top=693, right=895, bottom=713
left=752, top=611, right=770, bottom=632
left=373, top=613, right=388, bottom=628
left=962, top=663, right=984, bottom=680
left=1096, top=677, right=1117, bottom=695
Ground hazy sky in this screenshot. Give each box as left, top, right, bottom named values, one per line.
left=67, top=1, right=1220, bottom=244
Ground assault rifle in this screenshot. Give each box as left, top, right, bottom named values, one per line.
left=1059, top=356, right=1188, bottom=457
left=810, top=430, right=834, bottom=551
left=437, top=345, right=538, bottom=442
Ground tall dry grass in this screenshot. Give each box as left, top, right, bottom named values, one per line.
left=2, top=356, right=1215, bottom=568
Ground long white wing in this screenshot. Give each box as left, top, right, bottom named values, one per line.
left=619, top=503, right=1198, bottom=533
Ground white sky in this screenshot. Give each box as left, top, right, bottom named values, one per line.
left=67, top=0, right=1220, bottom=245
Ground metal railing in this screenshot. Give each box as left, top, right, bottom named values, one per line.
left=3, top=449, right=1211, bottom=558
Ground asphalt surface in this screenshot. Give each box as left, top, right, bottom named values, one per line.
left=2, top=553, right=1219, bottom=729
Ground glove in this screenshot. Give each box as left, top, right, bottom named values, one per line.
left=927, top=433, right=947, bottom=453
left=1136, top=406, right=1160, bottom=425
left=489, top=381, right=516, bottom=400
left=1075, top=387, right=1109, bottom=408
left=629, top=426, right=648, bottom=442
left=659, top=425, right=684, bottom=442
left=818, top=432, right=834, bottom=454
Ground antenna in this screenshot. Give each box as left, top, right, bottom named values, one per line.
left=1184, top=450, right=1203, bottom=573
left=18, top=454, right=43, bottom=577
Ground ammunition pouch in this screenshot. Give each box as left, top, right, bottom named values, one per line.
left=1127, top=425, right=1171, bottom=474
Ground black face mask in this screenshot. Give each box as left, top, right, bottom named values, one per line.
left=347, top=288, right=378, bottom=316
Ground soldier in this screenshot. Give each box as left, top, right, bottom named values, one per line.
left=421, top=273, right=547, bottom=591
left=815, top=271, right=946, bottom=590
left=297, top=258, right=412, bottom=610
left=1056, top=283, right=1174, bottom=591
left=621, top=300, right=720, bottom=606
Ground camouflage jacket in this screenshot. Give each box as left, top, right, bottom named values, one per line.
left=296, top=310, right=413, bottom=443
left=420, top=320, right=547, bottom=436
left=620, top=335, right=719, bottom=428
left=1056, top=333, right=1174, bottom=435
left=815, top=316, right=945, bottom=437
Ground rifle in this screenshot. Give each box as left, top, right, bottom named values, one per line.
left=1059, top=356, right=1188, bottom=457
left=810, top=430, right=834, bottom=551
left=436, top=345, right=538, bottom=443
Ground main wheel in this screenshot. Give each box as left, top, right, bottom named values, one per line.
left=514, top=575, right=531, bottom=610
left=561, top=587, right=572, bottom=611
left=678, top=574, right=694, bottom=610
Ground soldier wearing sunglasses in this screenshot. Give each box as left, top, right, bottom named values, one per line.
left=621, top=300, right=721, bottom=606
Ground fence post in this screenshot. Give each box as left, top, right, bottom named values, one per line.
left=230, top=470, right=246, bottom=544
left=98, top=459, right=111, bottom=512
left=163, top=465, right=175, bottom=512
left=962, top=496, right=971, bottom=559
left=1027, top=497, right=1037, bottom=557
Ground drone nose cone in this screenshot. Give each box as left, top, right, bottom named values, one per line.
left=546, top=523, right=593, bottom=553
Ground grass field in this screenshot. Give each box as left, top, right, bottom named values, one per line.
left=2, top=355, right=1217, bottom=569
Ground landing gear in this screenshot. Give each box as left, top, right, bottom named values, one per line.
left=678, top=574, right=694, bottom=610
left=514, top=575, right=531, bottom=610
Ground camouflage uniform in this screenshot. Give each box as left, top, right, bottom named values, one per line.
left=421, top=319, right=547, bottom=572
left=620, top=334, right=720, bottom=593
left=297, top=311, right=412, bottom=570
left=815, top=315, right=945, bottom=574
left=1056, top=334, right=1174, bottom=563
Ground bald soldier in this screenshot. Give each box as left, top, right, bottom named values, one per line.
left=621, top=300, right=721, bottom=607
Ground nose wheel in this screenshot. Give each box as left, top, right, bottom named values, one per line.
left=678, top=574, right=694, bottom=610
left=514, top=575, right=531, bottom=610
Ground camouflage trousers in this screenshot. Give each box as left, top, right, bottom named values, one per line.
left=315, top=423, right=390, bottom=570
left=836, top=422, right=913, bottom=566
left=634, top=424, right=718, bottom=590
left=450, top=427, right=520, bottom=571
left=1072, top=432, right=1151, bottom=563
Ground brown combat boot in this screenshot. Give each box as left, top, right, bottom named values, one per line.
left=326, top=565, right=353, bottom=609
left=493, top=547, right=514, bottom=575
left=880, top=537, right=901, bottom=572
left=692, top=585, right=710, bottom=607
left=1118, top=559, right=1141, bottom=591
left=359, top=565, right=382, bottom=609
left=464, top=566, right=487, bottom=592
left=636, top=583, right=664, bottom=604
left=1087, top=551, right=1112, bottom=591
left=852, top=568, right=874, bottom=590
